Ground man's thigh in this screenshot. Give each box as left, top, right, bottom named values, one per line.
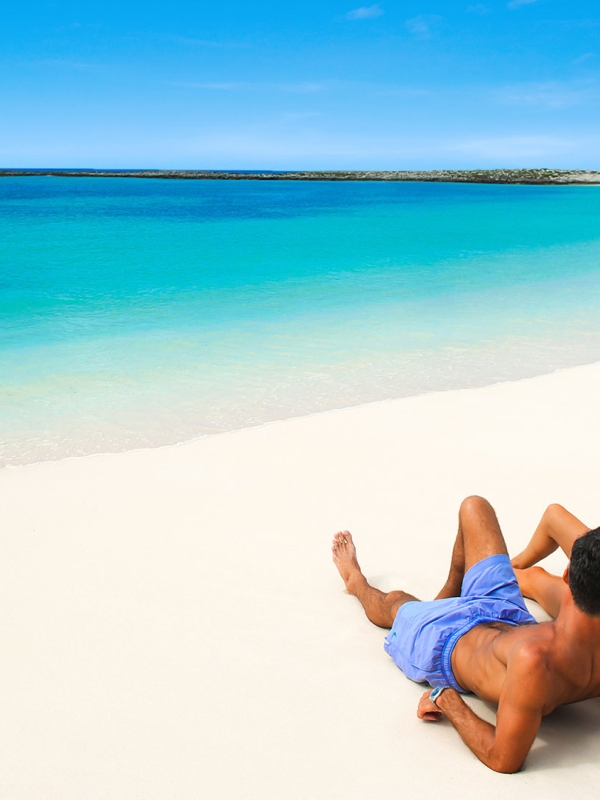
left=460, top=496, right=509, bottom=573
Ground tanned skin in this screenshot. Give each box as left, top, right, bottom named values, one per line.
left=332, top=497, right=600, bottom=773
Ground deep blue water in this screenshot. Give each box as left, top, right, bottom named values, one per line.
left=1, top=177, right=600, bottom=466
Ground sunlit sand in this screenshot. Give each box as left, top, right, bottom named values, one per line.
left=1, top=363, right=600, bottom=796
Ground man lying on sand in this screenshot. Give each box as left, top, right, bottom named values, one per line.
left=332, top=496, right=600, bottom=773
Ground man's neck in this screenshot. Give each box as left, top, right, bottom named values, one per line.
left=553, top=589, right=600, bottom=642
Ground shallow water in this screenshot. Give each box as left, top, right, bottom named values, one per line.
left=1, top=177, right=600, bottom=466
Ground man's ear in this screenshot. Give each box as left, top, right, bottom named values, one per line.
left=562, top=565, right=569, bottom=585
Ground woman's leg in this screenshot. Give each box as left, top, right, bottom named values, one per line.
left=514, top=566, right=567, bottom=619
left=511, top=504, right=589, bottom=570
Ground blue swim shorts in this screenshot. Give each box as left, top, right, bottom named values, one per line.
left=383, top=554, right=537, bottom=693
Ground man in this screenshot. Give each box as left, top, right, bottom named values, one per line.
left=331, top=496, right=600, bottom=773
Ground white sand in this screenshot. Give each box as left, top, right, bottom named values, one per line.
left=2, top=363, right=600, bottom=798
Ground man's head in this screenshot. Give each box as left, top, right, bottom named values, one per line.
left=568, top=527, right=600, bottom=615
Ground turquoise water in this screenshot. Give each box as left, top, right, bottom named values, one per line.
left=2, top=177, right=600, bottom=467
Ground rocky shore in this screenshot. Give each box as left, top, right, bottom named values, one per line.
left=2, top=168, right=600, bottom=184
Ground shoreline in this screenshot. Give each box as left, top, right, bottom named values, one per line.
left=2, top=167, right=600, bottom=184
left=3, top=359, right=598, bottom=472
left=2, top=360, right=600, bottom=794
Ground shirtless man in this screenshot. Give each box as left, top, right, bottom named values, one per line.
left=331, top=496, right=600, bottom=773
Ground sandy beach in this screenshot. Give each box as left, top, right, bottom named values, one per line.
left=2, top=362, right=600, bottom=798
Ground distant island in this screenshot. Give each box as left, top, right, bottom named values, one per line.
left=2, top=168, right=600, bottom=184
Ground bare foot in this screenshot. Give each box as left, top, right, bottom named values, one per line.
left=332, top=531, right=364, bottom=594
left=511, top=551, right=537, bottom=570
left=511, top=553, right=528, bottom=571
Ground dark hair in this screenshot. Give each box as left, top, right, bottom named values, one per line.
left=569, top=527, right=600, bottom=615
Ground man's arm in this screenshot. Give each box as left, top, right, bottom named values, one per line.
left=417, top=651, right=546, bottom=773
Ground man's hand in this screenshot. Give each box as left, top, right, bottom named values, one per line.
left=417, top=690, right=443, bottom=722
left=414, top=650, right=546, bottom=773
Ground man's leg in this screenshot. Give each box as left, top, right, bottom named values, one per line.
left=332, top=496, right=507, bottom=623
left=332, top=531, right=418, bottom=628
left=435, top=495, right=508, bottom=600
left=511, top=503, right=589, bottom=569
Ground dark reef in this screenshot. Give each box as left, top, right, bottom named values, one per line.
left=2, top=168, right=600, bottom=184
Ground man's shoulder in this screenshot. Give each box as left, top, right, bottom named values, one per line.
left=503, top=629, right=555, bottom=686
left=502, top=629, right=576, bottom=712
left=508, top=637, right=552, bottom=671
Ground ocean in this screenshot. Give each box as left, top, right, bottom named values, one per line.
left=2, top=177, right=600, bottom=467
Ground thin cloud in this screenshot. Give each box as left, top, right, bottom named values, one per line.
left=466, top=4, right=490, bottom=14
left=279, top=82, right=325, bottom=93
left=177, top=81, right=325, bottom=93
left=376, top=86, right=430, bottom=97
left=573, top=52, right=595, bottom=65
left=446, top=134, right=575, bottom=159
left=34, top=58, right=104, bottom=70
left=186, top=82, right=240, bottom=90
left=282, top=112, right=322, bottom=122
left=173, top=36, right=242, bottom=48
left=496, top=80, right=598, bottom=109
left=539, top=19, right=600, bottom=29
left=507, top=0, right=536, bottom=9
left=346, top=5, right=384, bottom=20
left=57, top=22, right=101, bottom=30
left=405, top=15, right=443, bottom=39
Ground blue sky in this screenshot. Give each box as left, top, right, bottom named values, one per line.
left=1, top=1, right=599, bottom=169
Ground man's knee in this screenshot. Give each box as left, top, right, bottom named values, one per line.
left=459, top=496, right=507, bottom=565
left=387, top=590, right=418, bottom=621
left=460, top=495, right=493, bottom=518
